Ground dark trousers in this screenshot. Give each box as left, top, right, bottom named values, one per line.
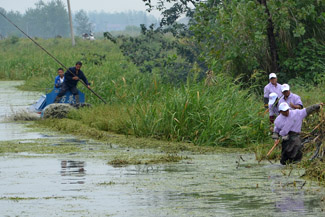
left=57, top=83, right=78, bottom=97
left=280, top=132, right=303, bottom=165
left=269, top=115, right=276, bottom=124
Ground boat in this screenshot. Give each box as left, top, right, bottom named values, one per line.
left=29, top=87, right=85, bottom=114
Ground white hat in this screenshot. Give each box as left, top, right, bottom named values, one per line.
left=269, top=73, right=277, bottom=79
left=281, top=83, right=290, bottom=92
left=279, top=102, right=290, bottom=111
left=268, top=92, right=278, bottom=106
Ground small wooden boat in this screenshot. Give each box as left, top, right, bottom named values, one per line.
left=29, top=87, right=85, bottom=113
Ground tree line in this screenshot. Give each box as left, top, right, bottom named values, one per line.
left=0, top=0, right=158, bottom=38
left=138, top=0, right=325, bottom=87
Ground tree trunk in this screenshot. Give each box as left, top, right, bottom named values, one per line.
left=260, top=0, right=279, bottom=74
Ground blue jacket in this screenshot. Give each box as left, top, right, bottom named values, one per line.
left=54, top=75, right=64, bottom=88
left=64, top=67, right=89, bottom=87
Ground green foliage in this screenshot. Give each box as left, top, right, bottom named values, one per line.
left=118, top=26, right=205, bottom=84
left=192, top=1, right=268, bottom=80
left=142, top=0, right=199, bottom=26
left=66, top=74, right=269, bottom=148
left=189, top=0, right=325, bottom=84
left=0, top=38, right=139, bottom=104
left=103, top=32, right=117, bottom=43
left=80, top=52, right=106, bottom=66
left=0, top=36, right=271, bottom=148
left=9, top=35, right=19, bottom=44
left=281, top=38, right=325, bottom=85
left=126, top=76, right=268, bottom=147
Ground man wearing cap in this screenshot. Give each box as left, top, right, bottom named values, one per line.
left=268, top=92, right=279, bottom=124
left=279, top=84, right=303, bottom=109
left=264, top=73, right=282, bottom=109
left=272, top=102, right=323, bottom=165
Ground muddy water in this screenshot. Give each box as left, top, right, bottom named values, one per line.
left=0, top=81, right=43, bottom=140
left=0, top=81, right=325, bottom=217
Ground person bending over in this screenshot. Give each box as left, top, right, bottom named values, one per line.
left=272, top=102, right=323, bottom=165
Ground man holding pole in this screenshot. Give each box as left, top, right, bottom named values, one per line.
left=54, top=61, right=90, bottom=104
left=271, top=102, right=323, bottom=165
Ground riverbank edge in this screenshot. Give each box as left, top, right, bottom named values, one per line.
left=32, top=118, right=248, bottom=155
left=31, top=118, right=325, bottom=185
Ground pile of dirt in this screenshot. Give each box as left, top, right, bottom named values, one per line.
left=42, top=103, right=75, bottom=119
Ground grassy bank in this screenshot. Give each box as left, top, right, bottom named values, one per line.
left=0, top=37, right=270, bottom=148
left=0, top=38, right=141, bottom=104
left=1, top=37, right=324, bottom=181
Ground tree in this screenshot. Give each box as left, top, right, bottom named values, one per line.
left=24, top=0, right=69, bottom=38
left=146, top=0, right=325, bottom=84
left=258, top=0, right=279, bottom=74
left=0, top=8, right=24, bottom=37
left=142, top=0, right=199, bottom=26
left=74, top=10, right=92, bottom=35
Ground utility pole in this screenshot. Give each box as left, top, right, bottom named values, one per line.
left=67, top=0, right=75, bottom=46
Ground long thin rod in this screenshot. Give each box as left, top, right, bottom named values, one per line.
left=0, top=11, right=107, bottom=104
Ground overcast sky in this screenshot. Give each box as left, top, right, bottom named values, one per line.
left=0, top=0, right=162, bottom=17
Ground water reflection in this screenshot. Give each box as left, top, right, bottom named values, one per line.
left=60, top=160, right=86, bottom=185
left=275, top=195, right=305, bottom=213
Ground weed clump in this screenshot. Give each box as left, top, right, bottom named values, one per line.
left=42, top=104, right=75, bottom=119
left=302, top=159, right=325, bottom=183
left=6, top=109, right=40, bottom=121
left=108, top=154, right=184, bottom=167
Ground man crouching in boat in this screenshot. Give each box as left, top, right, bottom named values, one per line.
left=272, top=102, right=323, bottom=165
left=54, top=61, right=90, bottom=104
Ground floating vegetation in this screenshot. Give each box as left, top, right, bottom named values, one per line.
left=108, top=154, right=184, bottom=167
left=0, top=196, right=65, bottom=201
left=34, top=118, right=246, bottom=154
left=97, top=181, right=116, bottom=186
left=0, top=140, right=83, bottom=154
left=6, top=109, right=40, bottom=121
left=302, top=160, right=325, bottom=183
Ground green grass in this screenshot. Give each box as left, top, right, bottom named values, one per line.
left=0, top=37, right=282, bottom=148
left=1, top=37, right=325, bottom=182
left=0, top=37, right=140, bottom=104
left=1, top=37, right=323, bottom=149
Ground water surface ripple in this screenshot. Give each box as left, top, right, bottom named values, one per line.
left=0, top=81, right=324, bottom=216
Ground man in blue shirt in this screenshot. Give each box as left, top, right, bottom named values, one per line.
left=54, top=61, right=90, bottom=104
left=54, top=68, right=64, bottom=88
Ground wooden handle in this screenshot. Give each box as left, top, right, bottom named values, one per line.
left=267, top=140, right=280, bottom=157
